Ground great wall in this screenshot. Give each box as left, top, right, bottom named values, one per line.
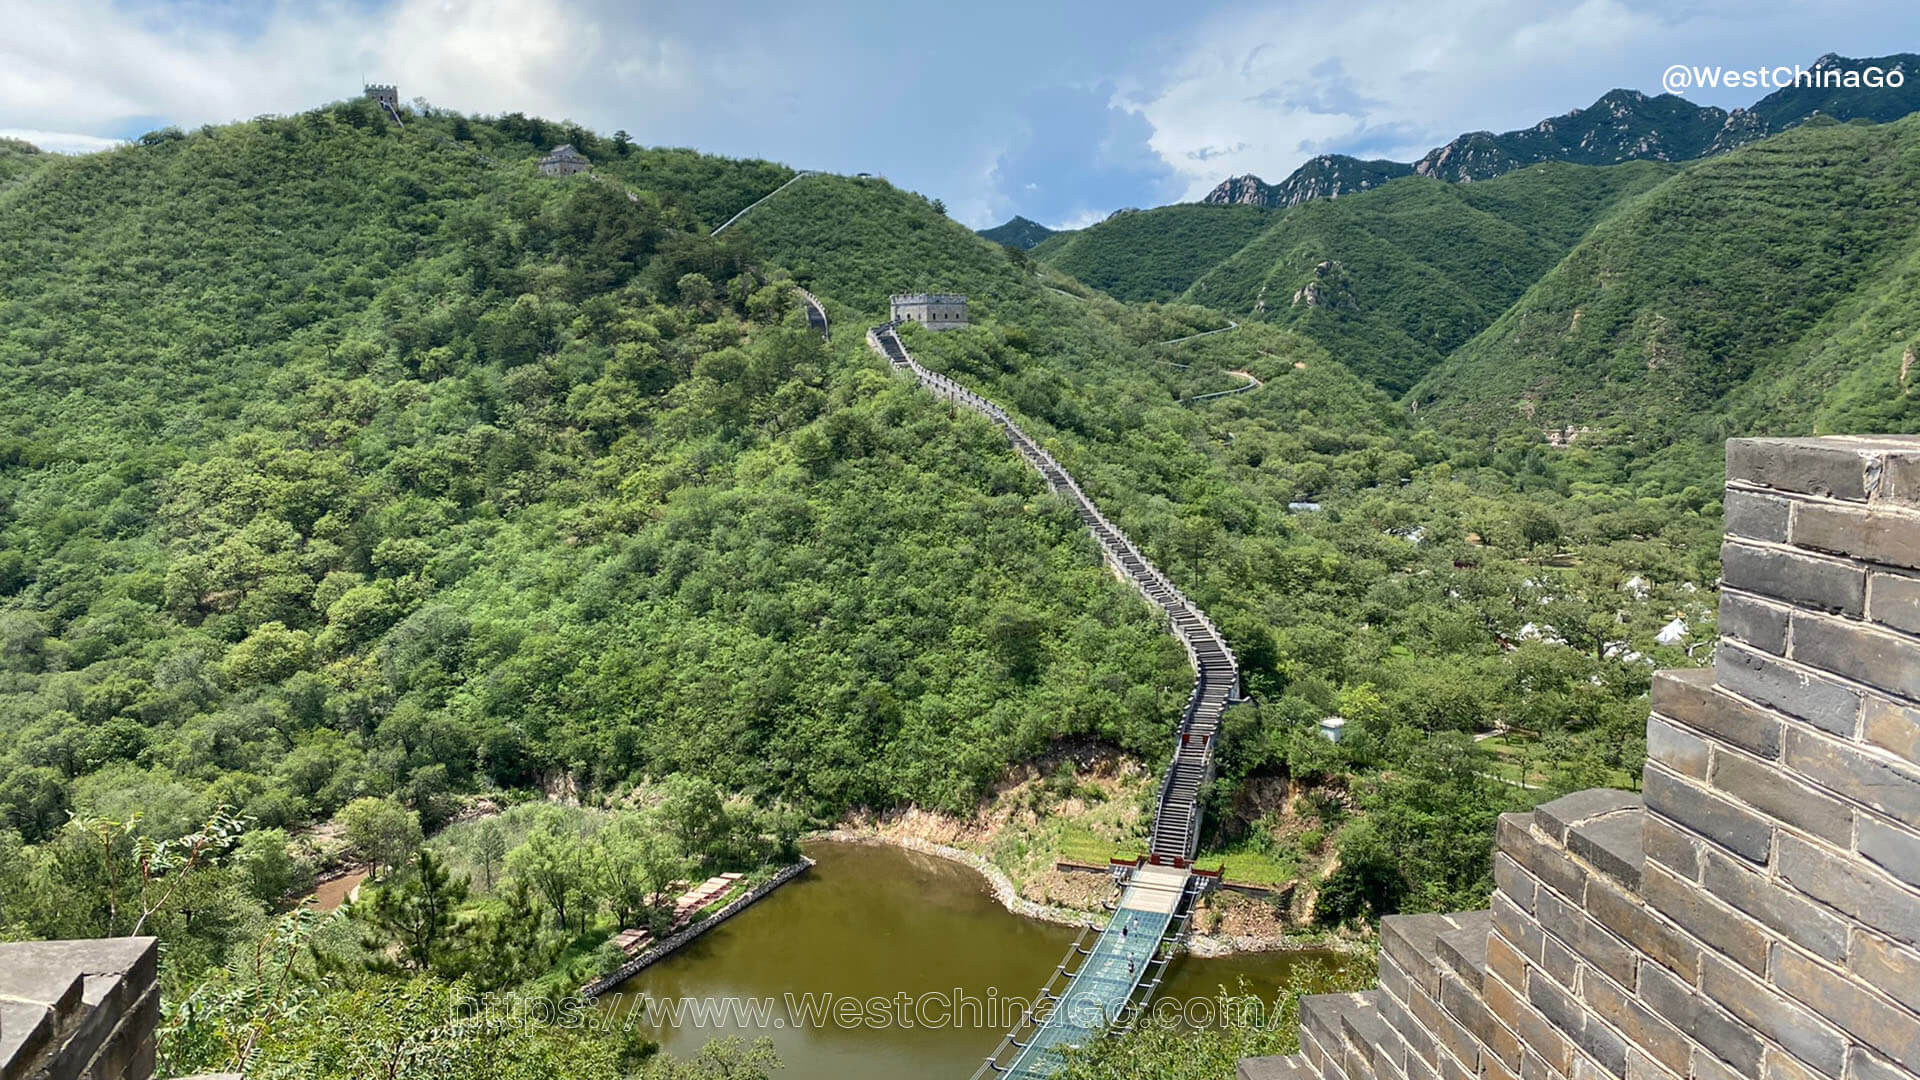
left=4, top=114, right=1916, bottom=1080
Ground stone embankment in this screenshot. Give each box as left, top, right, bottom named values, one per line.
left=580, top=857, right=814, bottom=999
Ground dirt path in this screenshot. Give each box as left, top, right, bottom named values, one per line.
left=308, top=869, right=367, bottom=912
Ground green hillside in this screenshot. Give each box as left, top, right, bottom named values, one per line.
left=978, top=214, right=1057, bottom=250
left=1, top=98, right=1746, bottom=1077
left=1035, top=203, right=1276, bottom=302
left=0, top=136, right=47, bottom=192
left=740, top=169, right=1712, bottom=917
left=1413, top=114, right=1920, bottom=446
left=1181, top=162, right=1674, bottom=392
left=1745, top=52, right=1920, bottom=129
left=0, top=99, right=1195, bottom=847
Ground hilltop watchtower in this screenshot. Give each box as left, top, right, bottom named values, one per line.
left=363, top=84, right=399, bottom=110
left=539, top=144, right=591, bottom=177
left=890, top=293, right=967, bottom=330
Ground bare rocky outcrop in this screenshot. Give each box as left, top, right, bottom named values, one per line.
left=1291, top=260, right=1351, bottom=310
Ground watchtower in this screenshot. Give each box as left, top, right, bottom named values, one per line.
left=363, top=84, right=399, bottom=110
left=890, top=293, right=967, bottom=330
left=539, top=144, right=591, bottom=177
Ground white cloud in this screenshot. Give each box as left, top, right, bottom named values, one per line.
left=4, top=0, right=1917, bottom=223
left=1127, top=0, right=1693, bottom=201
left=0, top=127, right=123, bottom=153
left=0, top=0, right=705, bottom=139
left=1053, top=208, right=1113, bottom=230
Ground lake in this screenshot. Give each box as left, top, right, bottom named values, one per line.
left=600, top=841, right=1347, bottom=1079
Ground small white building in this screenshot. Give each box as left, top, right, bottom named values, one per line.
left=890, top=293, right=968, bottom=330
left=539, top=144, right=591, bottom=177
left=1318, top=716, right=1348, bottom=743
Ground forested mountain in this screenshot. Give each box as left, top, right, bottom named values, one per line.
left=0, top=136, right=45, bottom=191
left=1028, top=202, right=1275, bottom=302
left=7, top=87, right=1854, bottom=1079
left=0, top=93, right=1714, bottom=951
left=734, top=167, right=1719, bottom=908
left=1413, top=113, right=1920, bottom=447
left=1040, top=87, right=1920, bottom=422
left=0, top=99, right=1207, bottom=841
left=978, top=214, right=1057, bottom=250
left=1034, top=161, right=1671, bottom=391
left=1744, top=51, right=1920, bottom=128
left=1193, top=52, right=1919, bottom=211
left=1183, top=161, right=1675, bottom=392
left=0, top=99, right=1242, bottom=1074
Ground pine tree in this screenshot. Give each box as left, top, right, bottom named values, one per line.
left=357, top=849, right=469, bottom=974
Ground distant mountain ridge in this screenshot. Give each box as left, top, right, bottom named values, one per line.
left=1205, top=156, right=1413, bottom=208
left=977, top=215, right=1057, bottom=250
left=1411, top=112, right=1920, bottom=442
left=1205, top=52, right=1918, bottom=207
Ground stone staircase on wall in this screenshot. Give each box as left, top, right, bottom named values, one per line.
left=1242, top=436, right=1920, bottom=1080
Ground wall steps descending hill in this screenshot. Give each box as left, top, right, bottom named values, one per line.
left=1241, top=435, right=1920, bottom=1080
left=867, top=321, right=1241, bottom=1076
left=867, top=322, right=1239, bottom=864
left=795, top=288, right=830, bottom=340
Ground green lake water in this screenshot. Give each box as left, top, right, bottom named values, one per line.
left=600, top=841, right=1349, bottom=1079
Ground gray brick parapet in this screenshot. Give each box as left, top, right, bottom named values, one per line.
left=0, top=938, right=158, bottom=1080
left=1243, top=436, right=1920, bottom=1080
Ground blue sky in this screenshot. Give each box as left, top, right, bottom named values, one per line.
left=3, top=0, right=1917, bottom=227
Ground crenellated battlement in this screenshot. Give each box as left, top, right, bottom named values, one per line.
left=1243, top=434, right=1920, bottom=1080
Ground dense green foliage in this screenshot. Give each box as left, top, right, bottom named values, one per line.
left=1415, top=115, right=1920, bottom=449
left=19, top=88, right=1915, bottom=1077
left=739, top=175, right=1722, bottom=920
left=978, top=215, right=1057, bottom=250
left=0, top=101, right=1188, bottom=860
left=1175, top=163, right=1673, bottom=392
left=1023, top=162, right=1672, bottom=393
left=159, top=899, right=778, bottom=1080
left=1037, top=204, right=1275, bottom=302
left=0, top=137, right=45, bottom=192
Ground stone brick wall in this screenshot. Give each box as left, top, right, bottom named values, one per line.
left=1243, top=435, right=1920, bottom=1080
left=0, top=938, right=158, bottom=1080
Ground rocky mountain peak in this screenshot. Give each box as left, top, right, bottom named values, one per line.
left=1202, top=52, right=1920, bottom=210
